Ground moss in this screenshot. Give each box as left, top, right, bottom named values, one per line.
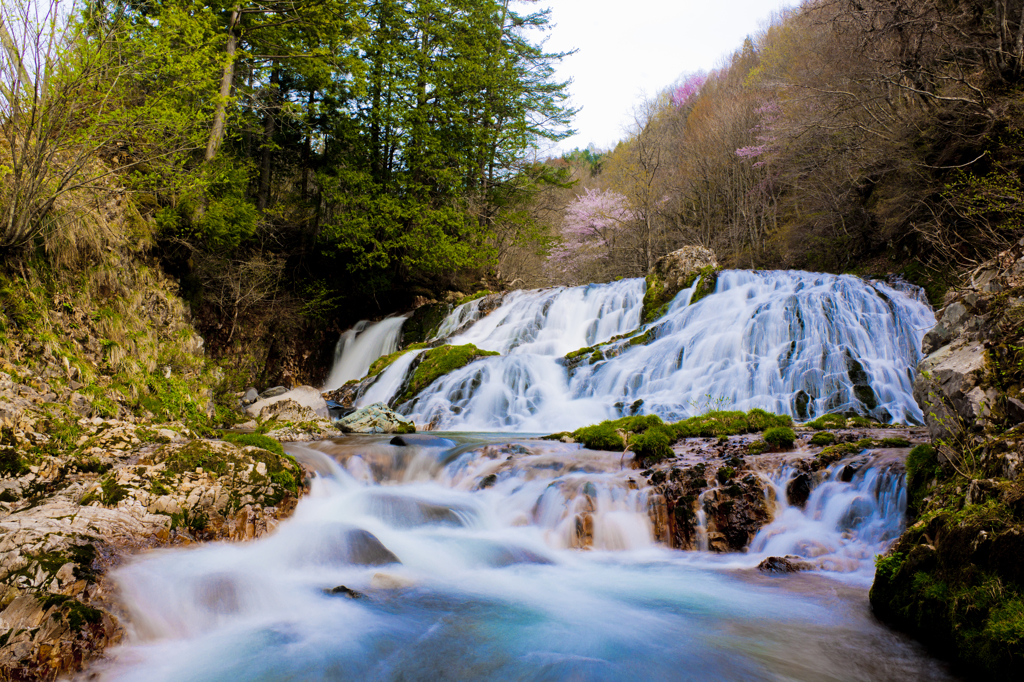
left=402, top=303, right=451, bottom=345
left=805, top=413, right=876, bottom=430
left=99, top=473, right=127, bottom=506
left=395, top=421, right=416, bottom=434
left=747, top=439, right=771, bottom=455
left=368, top=343, right=430, bottom=378
left=36, top=593, right=102, bottom=632
left=809, top=431, right=836, bottom=446
left=674, top=409, right=790, bottom=438
left=817, top=442, right=861, bottom=466
left=763, top=426, right=796, bottom=448
left=880, top=436, right=912, bottom=448
left=716, top=466, right=735, bottom=483
left=641, top=265, right=720, bottom=324
left=628, top=428, right=672, bottom=464
left=221, top=432, right=285, bottom=457
left=398, top=344, right=499, bottom=402
left=0, top=445, right=27, bottom=477
left=455, top=290, right=493, bottom=306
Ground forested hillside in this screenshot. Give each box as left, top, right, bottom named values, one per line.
left=1, top=0, right=573, bottom=385
left=6, top=0, right=1024, bottom=382
left=539, top=1, right=1024, bottom=300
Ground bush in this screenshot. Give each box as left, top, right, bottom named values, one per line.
left=809, top=431, right=835, bottom=446
left=763, top=426, right=796, bottom=448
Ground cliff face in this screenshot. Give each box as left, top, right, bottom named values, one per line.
left=870, top=241, right=1024, bottom=677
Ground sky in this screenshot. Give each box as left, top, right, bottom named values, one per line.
left=538, top=0, right=795, bottom=155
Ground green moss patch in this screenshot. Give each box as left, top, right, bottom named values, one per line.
left=641, top=265, right=720, bottom=324
left=398, top=344, right=499, bottom=403
left=805, top=413, right=876, bottom=430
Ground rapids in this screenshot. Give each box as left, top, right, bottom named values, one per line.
left=331, top=271, right=934, bottom=432
left=90, top=435, right=958, bottom=681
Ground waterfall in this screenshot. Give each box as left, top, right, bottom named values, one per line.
left=382, top=271, right=932, bottom=431
left=322, top=316, right=407, bottom=391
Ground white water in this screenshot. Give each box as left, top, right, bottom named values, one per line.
left=92, top=436, right=954, bottom=681
left=389, top=271, right=933, bottom=431
left=322, top=316, right=407, bottom=392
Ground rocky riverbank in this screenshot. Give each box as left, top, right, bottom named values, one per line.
left=869, top=240, right=1024, bottom=678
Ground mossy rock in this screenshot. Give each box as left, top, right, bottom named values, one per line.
left=402, top=303, right=451, bottom=345
left=397, top=344, right=500, bottom=403
left=641, top=264, right=720, bottom=324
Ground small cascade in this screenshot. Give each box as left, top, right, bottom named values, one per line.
left=749, top=453, right=908, bottom=575
left=387, top=270, right=933, bottom=431
left=322, top=316, right=407, bottom=391
left=95, top=435, right=955, bottom=682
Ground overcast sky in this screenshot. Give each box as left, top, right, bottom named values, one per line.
left=538, top=0, right=795, bottom=155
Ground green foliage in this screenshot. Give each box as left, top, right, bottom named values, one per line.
left=762, top=426, right=796, bottom=448
left=817, top=442, right=861, bottom=466
left=36, top=593, right=102, bottom=632
left=455, top=290, right=493, bottom=306
left=674, top=409, right=791, bottom=438
left=399, top=344, right=500, bottom=402
left=220, top=433, right=285, bottom=457
left=809, top=431, right=835, bottom=446
left=99, top=473, right=127, bottom=506
left=805, top=413, right=875, bottom=430
left=906, top=444, right=939, bottom=515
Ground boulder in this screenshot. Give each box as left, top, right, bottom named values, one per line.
left=642, top=246, right=719, bottom=323
left=258, top=399, right=320, bottom=423
left=241, top=387, right=259, bottom=406
left=913, top=339, right=987, bottom=442
left=757, top=555, right=813, bottom=573
left=245, top=385, right=328, bottom=419
left=651, top=246, right=719, bottom=295
left=337, top=402, right=415, bottom=434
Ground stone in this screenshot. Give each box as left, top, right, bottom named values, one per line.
left=245, top=385, right=329, bottom=419
left=257, top=399, right=320, bottom=423
left=757, top=555, right=813, bottom=573
left=337, top=402, right=415, bottom=434
left=786, top=473, right=812, bottom=508
left=241, top=388, right=259, bottom=405
left=650, top=246, right=719, bottom=294
left=260, top=386, right=288, bottom=399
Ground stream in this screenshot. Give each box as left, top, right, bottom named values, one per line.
left=88, top=434, right=958, bottom=681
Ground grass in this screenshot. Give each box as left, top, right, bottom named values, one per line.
left=805, top=413, right=876, bottom=430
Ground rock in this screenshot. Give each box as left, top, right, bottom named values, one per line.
left=786, top=473, right=812, bottom=508
left=298, top=524, right=401, bottom=566
left=241, top=388, right=259, bottom=405
left=913, top=340, right=987, bottom=441
left=337, top=402, right=415, bottom=434
left=643, top=246, right=719, bottom=323
left=324, top=585, right=364, bottom=599
left=757, top=555, right=813, bottom=573
left=390, top=436, right=409, bottom=446
left=651, top=246, right=719, bottom=295
left=260, top=386, right=288, bottom=399
left=258, top=399, right=320, bottom=423
left=245, top=385, right=329, bottom=419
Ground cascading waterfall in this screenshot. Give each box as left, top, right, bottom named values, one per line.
left=93, top=436, right=955, bottom=681
left=322, top=316, right=408, bottom=391
left=386, top=270, right=933, bottom=432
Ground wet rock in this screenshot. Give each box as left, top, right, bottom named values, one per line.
left=324, top=585, right=364, bottom=599
left=390, top=436, right=409, bottom=446
left=303, top=525, right=401, bottom=566
left=786, top=473, right=812, bottom=508
left=337, top=402, right=415, bottom=434
left=757, top=555, right=812, bottom=573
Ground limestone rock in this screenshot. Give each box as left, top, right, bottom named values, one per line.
left=336, top=402, right=414, bottom=434
left=651, top=246, right=719, bottom=295
left=245, top=385, right=329, bottom=419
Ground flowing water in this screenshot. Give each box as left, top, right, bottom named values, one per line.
left=340, top=272, right=933, bottom=432
left=91, top=435, right=957, bottom=682
left=323, top=316, right=408, bottom=392
left=88, top=271, right=951, bottom=680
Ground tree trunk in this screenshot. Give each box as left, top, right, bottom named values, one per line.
left=205, top=7, right=240, bottom=162
left=257, top=67, right=279, bottom=212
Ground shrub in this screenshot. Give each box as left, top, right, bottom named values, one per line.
left=763, top=427, right=796, bottom=448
